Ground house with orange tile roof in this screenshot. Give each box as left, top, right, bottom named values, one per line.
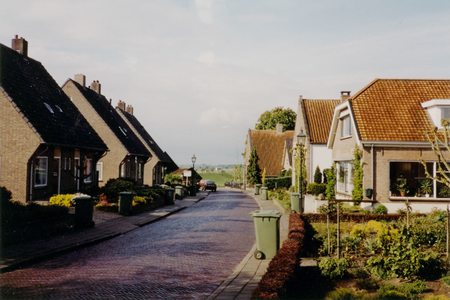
left=292, top=96, right=342, bottom=184
left=244, top=125, right=294, bottom=183
left=327, top=79, right=450, bottom=212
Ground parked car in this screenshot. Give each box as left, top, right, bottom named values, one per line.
left=199, top=179, right=209, bottom=187
left=203, top=180, right=217, bottom=192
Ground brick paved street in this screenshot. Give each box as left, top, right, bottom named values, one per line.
left=0, top=189, right=259, bottom=299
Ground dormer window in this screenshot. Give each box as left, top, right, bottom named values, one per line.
left=421, top=99, right=450, bottom=128
left=339, top=109, right=352, bottom=138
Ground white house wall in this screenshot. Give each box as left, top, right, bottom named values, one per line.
left=310, top=144, right=333, bottom=182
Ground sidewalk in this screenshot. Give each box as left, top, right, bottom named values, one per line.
left=0, top=191, right=209, bottom=273
left=207, top=187, right=290, bottom=300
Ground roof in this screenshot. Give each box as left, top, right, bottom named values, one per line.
left=119, top=108, right=169, bottom=162
left=249, top=130, right=295, bottom=176
left=350, top=79, right=450, bottom=142
left=304, top=99, right=340, bottom=144
left=68, top=79, right=151, bottom=156
left=163, top=151, right=179, bottom=173
left=0, top=43, right=107, bottom=151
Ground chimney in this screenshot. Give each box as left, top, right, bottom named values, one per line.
left=341, top=91, right=351, bottom=102
left=298, top=95, right=303, bottom=105
left=126, top=105, right=134, bottom=115
left=12, top=35, right=28, bottom=57
left=276, top=123, right=283, bottom=134
left=91, top=80, right=101, bottom=94
left=117, top=100, right=126, bottom=111
left=74, top=74, right=86, bottom=87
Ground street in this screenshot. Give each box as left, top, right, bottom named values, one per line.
left=0, top=189, right=259, bottom=299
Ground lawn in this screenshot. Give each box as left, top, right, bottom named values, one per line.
left=198, top=172, right=234, bottom=187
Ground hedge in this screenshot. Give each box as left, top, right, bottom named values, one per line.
left=251, top=214, right=305, bottom=299
left=264, top=176, right=292, bottom=190
left=306, top=183, right=327, bottom=196
left=299, top=213, right=424, bottom=223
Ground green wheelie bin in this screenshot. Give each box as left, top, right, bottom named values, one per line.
left=249, top=210, right=282, bottom=259
left=261, top=187, right=268, bottom=200
left=165, top=188, right=175, bottom=205
left=290, top=192, right=301, bottom=213
left=255, top=184, right=262, bottom=195
left=74, top=195, right=95, bottom=228
left=119, top=191, right=135, bottom=216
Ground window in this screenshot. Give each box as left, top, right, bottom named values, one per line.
left=84, top=159, right=92, bottom=183
left=96, top=162, right=103, bottom=181
left=388, top=161, right=450, bottom=198
left=341, top=116, right=352, bottom=138
left=442, top=108, right=450, bottom=120
left=35, top=157, right=48, bottom=186
left=138, top=163, right=143, bottom=179
left=120, top=162, right=126, bottom=178
left=336, top=161, right=354, bottom=193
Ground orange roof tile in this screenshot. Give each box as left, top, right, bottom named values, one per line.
left=350, top=79, right=450, bottom=142
left=250, top=130, right=294, bottom=176
left=304, top=99, right=340, bottom=144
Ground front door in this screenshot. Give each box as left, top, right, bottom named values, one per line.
left=53, top=158, right=60, bottom=195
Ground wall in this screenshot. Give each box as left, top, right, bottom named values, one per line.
left=0, top=91, right=40, bottom=202
left=310, top=144, right=333, bottom=182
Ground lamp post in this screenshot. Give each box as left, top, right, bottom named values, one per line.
left=297, top=129, right=306, bottom=213
left=191, top=154, right=196, bottom=185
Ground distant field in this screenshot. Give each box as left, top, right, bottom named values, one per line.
left=198, top=172, right=234, bottom=187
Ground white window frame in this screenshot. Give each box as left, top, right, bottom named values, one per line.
left=84, top=159, right=92, bottom=183
left=34, top=156, right=48, bottom=187
left=341, top=116, right=352, bottom=138
left=336, top=161, right=354, bottom=194
left=96, top=162, right=103, bottom=181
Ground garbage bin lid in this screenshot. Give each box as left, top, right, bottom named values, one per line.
left=119, top=191, right=136, bottom=195
left=249, top=210, right=282, bottom=218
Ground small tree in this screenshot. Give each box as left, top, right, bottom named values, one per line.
left=314, top=166, right=322, bottom=184
left=247, top=147, right=262, bottom=185
left=164, top=173, right=182, bottom=185
left=291, top=144, right=307, bottom=193
left=325, top=165, right=336, bottom=200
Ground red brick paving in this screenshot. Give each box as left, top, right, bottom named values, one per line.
left=0, top=190, right=258, bottom=299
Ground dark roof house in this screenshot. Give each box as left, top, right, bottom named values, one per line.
left=0, top=37, right=108, bottom=202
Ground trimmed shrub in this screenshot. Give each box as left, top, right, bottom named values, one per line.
left=307, top=183, right=327, bottom=196
left=318, top=257, right=350, bottom=279
left=264, top=176, right=292, bottom=190
left=103, top=178, right=135, bottom=202
left=314, top=166, right=322, bottom=184
left=374, top=204, right=388, bottom=214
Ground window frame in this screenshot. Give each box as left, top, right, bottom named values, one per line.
left=34, top=156, right=48, bottom=187
left=341, top=115, right=352, bottom=138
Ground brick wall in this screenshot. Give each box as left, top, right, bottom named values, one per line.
left=0, top=91, right=41, bottom=203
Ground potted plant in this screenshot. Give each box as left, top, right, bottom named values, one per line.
left=420, top=179, right=433, bottom=197
left=396, top=177, right=409, bottom=197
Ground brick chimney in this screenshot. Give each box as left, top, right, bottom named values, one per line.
left=12, top=35, right=28, bottom=57
left=91, top=80, right=101, bottom=94
left=341, top=91, right=351, bottom=102
left=117, top=100, right=126, bottom=111
left=276, top=123, right=283, bottom=134
left=126, top=105, right=134, bottom=115
left=74, top=74, right=86, bottom=87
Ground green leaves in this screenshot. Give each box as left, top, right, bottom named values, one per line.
left=255, top=106, right=296, bottom=130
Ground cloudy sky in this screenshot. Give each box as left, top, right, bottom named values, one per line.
left=1, top=0, right=449, bottom=166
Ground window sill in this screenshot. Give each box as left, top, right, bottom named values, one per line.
left=390, top=196, right=450, bottom=201
left=340, top=136, right=352, bottom=140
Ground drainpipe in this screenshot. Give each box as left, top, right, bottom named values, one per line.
left=371, top=144, right=374, bottom=209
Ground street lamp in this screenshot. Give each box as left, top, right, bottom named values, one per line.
left=191, top=154, right=196, bottom=185
left=297, top=129, right=306, bottom=212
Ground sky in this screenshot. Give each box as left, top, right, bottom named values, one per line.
left=1, top=0, right=449, bottom=166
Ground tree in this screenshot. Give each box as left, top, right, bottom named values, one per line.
left=255, top=107, right=296, bottom=131
left=421, top=121, right=450, bottom=188
left=314, top=166, right=322, bottom=184
left=247, top=147, right=262, bottom=185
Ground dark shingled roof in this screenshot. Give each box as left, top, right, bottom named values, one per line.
left=0, top=43, right=107, bottom=151
left=68, top=79, right=151, bottom=157
left=119, top=108, right=169, bottom=162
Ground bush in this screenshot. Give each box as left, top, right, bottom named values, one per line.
left=49, top=194, right=74, bottom=207
left=318, top=257, right=350, bottom=279
left=377, top=280, right=426, bottom=300
left=307, top=183, right=327, bottom=196
left=264, top=176, right=292, bottom=190
left=103, top=178, right=135, bottom=202
left=373, top=204, right=388, bottom=214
